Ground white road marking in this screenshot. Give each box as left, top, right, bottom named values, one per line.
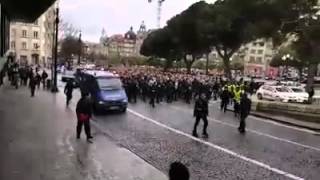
left=249, top=115, right=320, bottom=135
left=208, top=103, right=320, bottom=134
left=170, top=105, right=320, bottom=152
left=127, top=109, right=304, bottom=180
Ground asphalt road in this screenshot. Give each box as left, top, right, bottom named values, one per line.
left=1, top=78, right=320, bottom=180
left=63, top=81, right=320, bottom=180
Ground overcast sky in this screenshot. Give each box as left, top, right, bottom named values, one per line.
left=60, top=0, right=215, bottom=42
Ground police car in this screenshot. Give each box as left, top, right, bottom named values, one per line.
left=79, top=70, right=128, bottom=113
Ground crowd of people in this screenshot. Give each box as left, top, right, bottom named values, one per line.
left=0, top=60, right=49, bottom=97
left=114, top=67, right=253, bottom=134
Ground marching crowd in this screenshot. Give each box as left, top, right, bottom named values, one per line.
left=115, top=67, right=253, bottom=135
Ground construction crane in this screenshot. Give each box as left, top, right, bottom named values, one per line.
left=148, top=0, right=166, bottom=28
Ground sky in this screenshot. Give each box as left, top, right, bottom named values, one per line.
left=60, top=0, right=216, bottom=42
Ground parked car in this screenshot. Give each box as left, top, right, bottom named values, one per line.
left=287, top=86, right=309, bottom=103
left=256, top=85, right=297, bottom=102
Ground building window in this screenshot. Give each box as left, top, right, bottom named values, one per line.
left=249, top=56, right=255, bottom=63
left=22, top=30, right=27, bottom=38
left=250, top=49, right=256, bottom=54
left=34, top=20, right=38, bottom=25
left=259, top=42, right=265, bottom=47
left=11, top=29, right=16, bottom=36
left=258, top=50, right=264, bottom=54
left=11, top=41, right=16, bottom=49
left=256, top=57, right=263, bottom=63
left=33, top=43, right=39, bottom=49
left=34, top=31, right=39, bottom=39
left=22, top=42, right=27, bottom=49
left=253, top=42, right=257, bottom=46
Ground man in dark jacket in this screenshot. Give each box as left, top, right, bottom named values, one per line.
left=29, top=74, right=36, bottom=97
left=239, top=93, right=251, bottom=133
left=41, top=70, right=48, bottom=89
left=192, top=93, right=209, bottom=138
left=76, top=92, right=93, bottom=142
left=64, top=80, right=74, bottom=106
left=220, top=86, right=229, bottom=113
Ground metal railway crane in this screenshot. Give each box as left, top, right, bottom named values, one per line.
left=148, top=0, right=166, bottom=28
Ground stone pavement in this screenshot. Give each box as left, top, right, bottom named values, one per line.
left=0, top=84, right=167, bottom=180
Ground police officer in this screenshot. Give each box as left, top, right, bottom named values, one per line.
left=192, top=93, right=209, bottom=138
left=239, top=93, right=251, bottom=133
left=233, top=86, right=242, bottom=117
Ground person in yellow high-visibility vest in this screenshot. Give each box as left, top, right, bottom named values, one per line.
left=233, top=86, right=242, bottom=118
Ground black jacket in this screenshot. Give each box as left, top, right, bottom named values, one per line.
left=240, top=97, right=251, bottom=118
left=194, top=98, right=209, bottom=117
left=221, top=89, right=229, bottom=101
left=76, top=97, right=93, bottom=117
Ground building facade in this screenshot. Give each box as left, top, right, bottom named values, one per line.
left=243, top=39, right=278, bottom=78
left=8, top=3, right=57, bottom=67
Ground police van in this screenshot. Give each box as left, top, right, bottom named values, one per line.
left=79, top=70, right=128, bottom=113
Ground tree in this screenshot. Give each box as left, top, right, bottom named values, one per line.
left=140, top=27, right=182, bottom=71
left=205, top=0, right=295, bottom=79
left=166, top=1, right=212, bottom=73
left=270, top=0, right=320, bottom=89
left=59, top=35, right=83, bottom=65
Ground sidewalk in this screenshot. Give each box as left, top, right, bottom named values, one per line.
left=0, top=84, right=167, bottom=180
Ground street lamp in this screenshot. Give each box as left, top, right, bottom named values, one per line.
left=281, top=54, right=293, bottom=79
left=78, top=31, right=82, bottom=65
left=51, top=7, right=59, bottom=93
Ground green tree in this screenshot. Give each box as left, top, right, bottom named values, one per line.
left=166, top=1, right=212, bottom=73
left=59, top=35, right=83, bottom=64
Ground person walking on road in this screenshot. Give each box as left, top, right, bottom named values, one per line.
left=64, top=80, right=74, bottom=106
left=192, top=93, right=209, bottom=138
left=76, top=92, right=93, bottom=143
left=238, top=93, right=251, bottom=134
left=220, top=86, right=229, bottom=113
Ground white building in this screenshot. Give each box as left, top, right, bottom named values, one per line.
left=243, top=39, right=278, bottom=77
left=8, top=3, right=57, bottom=67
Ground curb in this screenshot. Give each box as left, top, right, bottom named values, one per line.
left=227, top=108, right=320, bottom=132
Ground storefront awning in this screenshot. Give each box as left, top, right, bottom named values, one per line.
left=0, top=0, right=56, bottom=22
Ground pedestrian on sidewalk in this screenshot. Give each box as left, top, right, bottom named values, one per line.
left=41, top=70, right=48, bottom=89
left=35, top=72, right=41, bottom=89
left=64, top=80, right=74, bottom=106
left=238, top=93, right=251, bottom=134
left=169, top=162, right=190, bottom=180
left=308, top=86, right=315, bottom=104
left=29, top=73, right=36, bottom=97
left=192, top=93, right=209, bottom=138
left=76, top=92, right=93, bottom=143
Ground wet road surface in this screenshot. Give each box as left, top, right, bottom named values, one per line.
left=1, top=82, right=320, bottom=180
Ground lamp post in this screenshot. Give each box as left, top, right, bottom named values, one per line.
left=281, top=54, right=293, bottom=80
left=78, top=31, right=82, bottom=65
left=51, top=7, right=59, bottom=92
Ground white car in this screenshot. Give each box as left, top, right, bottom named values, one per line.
left=61, top=69, right=75, bottom=82
left=256, top=85, right=297, bottom=102
left=287, top=86, right=309, bottom=103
